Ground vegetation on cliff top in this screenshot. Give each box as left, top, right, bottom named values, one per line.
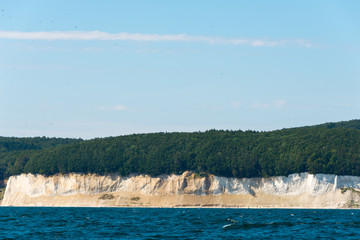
left=0, top=137, right=82, bottom=179
left=0, top=120, right=360, bottom=180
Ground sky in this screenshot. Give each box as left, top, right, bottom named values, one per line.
left=0, top=1, right=359, bottom=139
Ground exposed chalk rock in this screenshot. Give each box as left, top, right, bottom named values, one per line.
left=3, top=172, right=360, bottom=208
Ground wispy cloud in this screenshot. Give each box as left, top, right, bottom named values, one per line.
left=231, top=101, right=242, bottom=108
left=273, top=99, right=287, bottom=108
left=97, top=105, right=127, bottom=111
left=0, top=31, right=312, bottom=47
left=251, top=99, right=287, bottom=109
left=198, top=104, right=223, bottom=110
left=251, top=102, right=270, bottom=109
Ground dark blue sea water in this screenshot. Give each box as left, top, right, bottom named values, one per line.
left=0, top=207, right=359, bottom=239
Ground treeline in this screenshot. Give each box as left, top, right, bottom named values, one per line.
left=1, top=120, right=360, bottom=180
left=0, top=137, right=82, bottom=153
left=0, top=137, right=82, bottom=179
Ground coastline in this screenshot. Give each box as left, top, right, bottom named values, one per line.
left=0, top=204, right=357, bottom=210
left=2, top=172, right=360, bottom=209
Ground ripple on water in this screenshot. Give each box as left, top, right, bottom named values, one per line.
left=0, top=208, right=360, bottom=239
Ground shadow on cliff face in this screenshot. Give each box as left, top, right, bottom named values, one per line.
left=248, top=186, right=256, bottom=197
left=0, top=179, right=6, bottom=200
left=204, top=175, right=211, bottom=194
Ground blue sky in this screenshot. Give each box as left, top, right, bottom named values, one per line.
left=1, top=1, right=359, bottom=139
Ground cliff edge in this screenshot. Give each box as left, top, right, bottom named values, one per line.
left=2, top=172, right=360, bottom=208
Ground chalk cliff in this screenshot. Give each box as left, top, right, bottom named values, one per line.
left=2, top=172, right=360, bottom=208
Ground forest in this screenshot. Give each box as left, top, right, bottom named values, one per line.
left=0, top=119, right=359, bottom=180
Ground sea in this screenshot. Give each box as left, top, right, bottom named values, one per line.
left=0, top=207, right=359, bottom=239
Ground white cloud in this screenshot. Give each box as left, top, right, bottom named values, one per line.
left=97, top=105, right=127, bottom=111
left=251, top=102, right=270, bottom=109
left=231, top=101, right=241, bottom=108
left=251, top=99, right=287, bottom=109
left=0, top=31, right=312, bottom=47
left=273, top=99, right=287, bottom=108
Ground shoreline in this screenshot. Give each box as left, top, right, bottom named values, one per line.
left=3, top=172, right=360, bottom=209
left=0, top=205, right=358, bottom=210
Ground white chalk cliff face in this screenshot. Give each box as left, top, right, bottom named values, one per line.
left=2, top=172, right=360, bottom=208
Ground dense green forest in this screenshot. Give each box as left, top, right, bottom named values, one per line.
left=0, top=137, right=82, bottom=179
left=0, top=120, right=360, bottom=180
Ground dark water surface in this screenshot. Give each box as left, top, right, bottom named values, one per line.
left=0, top=207, right=359, bottom=239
